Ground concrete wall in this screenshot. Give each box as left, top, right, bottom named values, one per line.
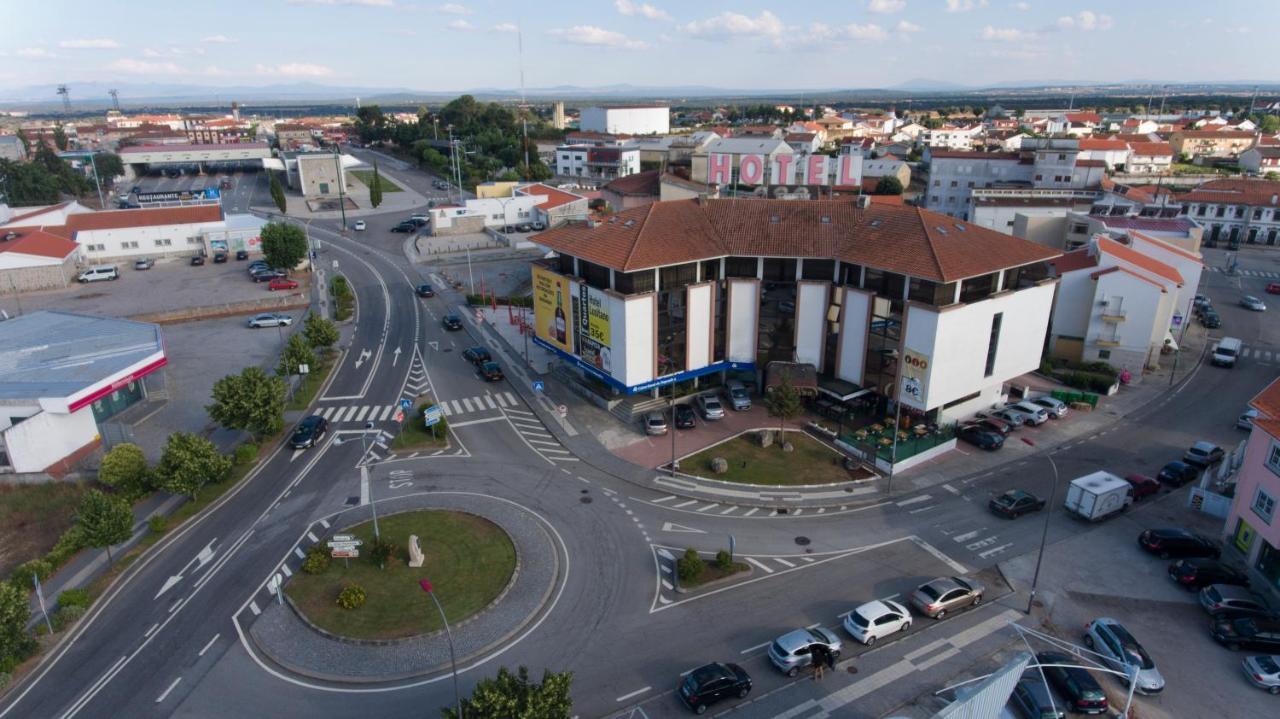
left=837, top=288, right=871, bottom=384
left=296, top=155, right=347, bottom=198
left=794, top=281, right=829, bottom=371
left=581, top=107, right=670, bottom=135
left=1, top=406, right=99, bottom=473
left=1087, top=270, right=1165, bottom=373
left=77, top=221, right=221, bottom=261
left=0, top=254, right=78, bottom=291
left=619, top=293, right=655, bottom=387
left=1014, top=215, right=1069, bottom=248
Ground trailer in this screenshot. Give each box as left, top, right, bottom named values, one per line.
left=1064, top=471, right=1133, bottom=521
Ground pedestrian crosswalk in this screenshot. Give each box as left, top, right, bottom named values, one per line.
left=316, top=391, right=521, bottom=424
left=1240, top=346, right=1277, bottom=363
left=1207, top=266, right=1280, bottom=279
left=438, top=391, right=520, bottom=417
left=315, top=404, right=401, bottom=423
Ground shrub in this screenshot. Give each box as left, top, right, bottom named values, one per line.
left=368, top=538, right=395, bottom=566
left=1038, top=360, right=1054, bottom=375
left=302, top=546, right=330, bottom=575
left=10, top=559, right=52, bottom=589
left=0, top=673, right=9, bottom=691
left=57, top=588, right=91, bottom=609
left=337, top=583, right=366, bottom=610
left=45, top=525, right=86, bottom=568
left=234, top=443, right=258, bottom=466
left=52, top=604, right=86, bottom=631
left=677, top=548, right=705, bottom=584
left=715, top=550, right=733, bottom=571
left=148, top=515, right=169, bottom=534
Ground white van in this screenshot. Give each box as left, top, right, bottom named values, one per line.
left=1212, top=337, right=1242, bottom=368
left=77, top=265, right=119, bottom=283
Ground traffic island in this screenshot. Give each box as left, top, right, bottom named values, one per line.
left=672, top=548, right=752, bottom=595
left=388, top=402, right=450, bottom=451
left=284, top=510, right=515, bottom=640
left=678, top=431, right=873, bottom=486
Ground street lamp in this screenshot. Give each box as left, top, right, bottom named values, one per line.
left=419, top=579, right=463, bottom=719
left=335, top=421, right=381, bottom=544
left=1020, top=436, right=1059, bottom=615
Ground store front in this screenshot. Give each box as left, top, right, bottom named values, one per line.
left=90, top=378, right=146, bottom=423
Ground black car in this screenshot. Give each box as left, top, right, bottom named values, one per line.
left=1138, top=528, right=1221, bottom=559
left=391, top=222, right=416, bottom=233
left=673, top=404, right=697, bottom=429
left=1211, top=616, right=1280, bottom=652
left=479, top=361, right=504, bottom=382
left=1169, top=558, right=1249, bottom=591
left=415, top=284, right=435, bottom=298
left=678, top=662, right=752, bottom=715
left=235, top=250, right=249, bottom=261
left=1157, top=461, right=1198, bottom=487
left=442, top=314, right=463, bottom=330
left=1201, top=310, right=1221, bottom=328
left=190, top=255, right=205, bottom=266
left=959, top=424, right=1004, bottom=450
left=1011, top=669, right=1066, bottom=719
left=989, top=489, right=1045, bottom=518
left=130, top=185, right=141, bottom=195
left=1035, top=652, right=1108, bottom=715
left=289, top=415, right=328, bottom=449
left=516, top=223, right=532, bottom=232
left=213, top=252, right=228, bottom=263
left=462, top=346, right=492, bottom=365
left=253, top=270, right=287, bottom=282
left=502, top=225, right=516, bottom=234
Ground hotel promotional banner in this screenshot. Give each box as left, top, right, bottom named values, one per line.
left=578, top=284, right=613, bottom=373
left=533, top=266, right=574, bottom=354
left=900, top=349, right=931, bottom=406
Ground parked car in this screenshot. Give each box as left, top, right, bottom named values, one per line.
left=909, top=576, right=985, bottom=619
left=1008, top=402, right=1050, bottom=425
left=531, top=220, right=546, bottom=231
left=1034, top=651, right=1108, bottom=715
left=843, top=599, right=911, bottom=646
left=77, top=265, right=119, bottom=282
left=1200, top=585, right=1274, bottom=620
left=478, top=361, right=504, bottom=382
left=1169, top=558, right=1249, bottom=590
left=958, top=424, right=1005, bottom=450
left=1241, top=655, right=1280, bottom=694
left=1267, top=283, right=1280, bottom=296
left=1138, top=528, right=1221, bottom=559
left=673, top=403, right=697, bottom=429
left=678, top=662, right=752, bottom=714
left=1083, top=618, right=1165, bottom=694
left=248, top=313, right=292, bottom=328
left=968, top=417, right=1012, bottom=436
left=133, top=258, right=154, bottom=270
left=391, top=222, right=416, bottom=233
left=989, top=489, right=1045, bottom=518
left=268, top=277, right=299, bottom=291
left=415, top=284, right=435, bottom=298
left=1010, top=669, right=1066, bottom=719
left=253, top=270, right=287, bottom=282
left=725, top=380, right=751, bottom=411
left=1122, top=474, right=1161, bottom=500
left=462, top=346, right=491, bottom=365
left=696, top=394, right=725, bottom=420
left=1241, top=295, right=1267, bottom=311
left=1194, top=293, right=1211, bottom=309
left=1200, top=310, right=1222, bottom=328
left=442, top=314, right=463, bottom=330
left=1239, top=408, right=1261, bottom=430
left=1212, top=617, right=1280, bottom=653
left=766, top=627, right=842, bottom=677
left=1027, top=396, right=1069, bottom=418
left=1157, top=460, right=1199, bottom=487
left=235, top=250, right=249, bottom=261
left=1183, top=441, right=1225, bottom=467
left=353, top=220, right=366, bottom=231
left=213, top=252, right=228, bottom=263
left=190, top=255, right=205, bottom=266
left=980, top=408, right=1027, bottom=428
left=129, top=185, right=141, bottom=195
left=644, top=411, right=668, bottom=436
left=502, top=225, right=516, bottom=234
left=289, top=415, right=328, bottom=449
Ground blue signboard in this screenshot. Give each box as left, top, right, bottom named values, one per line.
left=533, top=380, right=545, bottom=393
left=423, top=406, right=443, bottom=427
left=399, top=398, right=412, bottom=410
left=203, top=187, right=221, bottom=200
left=531, top=336, right=754, bottom=395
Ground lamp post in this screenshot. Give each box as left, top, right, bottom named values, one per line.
left=335, top=421, right=381, bottom=544
left=331, top=150, right=347, bottom=231
left=419, top=579, right=463, bottom=719
left=1020, top=436, right=1058, bottom=615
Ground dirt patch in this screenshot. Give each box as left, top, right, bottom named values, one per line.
left=0, top=481, right=91, bottom=578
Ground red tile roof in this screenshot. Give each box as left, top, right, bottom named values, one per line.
left=533, top=198, right=1061, bottom=281
left=1095, top=237, right=1183, bottom=285
left=603, top=170, right=660, bottom=197
left=1250, top=376, right=1280, bottom=420
left=1066, top=112, right=1103, bottom=124
left=1127, top=142, right=1173, bottom=157
left=0, top=228, right=79, bottom=259
left=1089, top=265, right=1169, bottom=291
left=4, top=201, right=72, bottom=225
left=1128, top=230, right=1202, bottom=263
left=66, top=204, right=224, bottom=234
left=1049, top=248, right=1098, bottom=274
left=1180, top=179, right=1280, bottom=207
left=518, top=183, right=584, bottom=211
left=1078, top=139, right=1129, bottom=151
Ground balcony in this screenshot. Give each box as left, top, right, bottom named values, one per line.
left=1094, top=335, right=1122, bottom=347
left=1100, top=308, right=1126, bottom=322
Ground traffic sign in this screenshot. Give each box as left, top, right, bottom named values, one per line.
left=399, top=398, right=412, bottom=410
left=331, top=534, right=356, bottom=542
left=331, top=548, right=359, bottom=559
left=424, top=405, right=444, bottom=427
left=394, top=409, right=405, bottom=423
left=533, top=380, right=545, bottom=393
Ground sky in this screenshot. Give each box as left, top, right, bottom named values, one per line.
left=1, top=0, right=1277, bottom=94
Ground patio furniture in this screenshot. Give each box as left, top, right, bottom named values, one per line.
left=870, top=423, right=885, bottom=432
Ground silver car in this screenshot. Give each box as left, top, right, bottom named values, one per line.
left=766, top=627, right=842, bottom=677
left=1083, top=618, right=1165, bottom=694
left=979, top=408, right=1026, bottom=428
left=1241, top=295, right=1267, bottom=312
left=248, top=313, right=293, bottom=328
left=643, top=411, right=668, bottom=436
left=1241, top=655, right=1280, bottom=694
left=725, top=380, right=751, bottom=411
left=1007, top=402, right=1050, bottom=426
left=1028, top=396, right=1069, bottom=418
left=696, top=394, right=725, bottom=420
left=910, top=576, right=985, bottom=619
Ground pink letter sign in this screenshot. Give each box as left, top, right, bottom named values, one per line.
left=837, top=154, right=862, bottom=187
left=738, top=154, right=764, bottom=185
left=804, top=154, right=829, bottom=186
left=708, top=153, right=732, bottom=184
left=771, top=154, right=796, bottom=185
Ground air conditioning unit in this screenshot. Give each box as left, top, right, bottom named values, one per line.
left=856, top=195, right=872, bottom=209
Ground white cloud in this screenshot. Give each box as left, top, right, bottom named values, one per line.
left=15, top=47, right=56, bottom=59
left=492, top=22, right=518, bottom=33
left=110, top=59, right=182, bottom=75
left=255, top=62, right=335, bottom=78
left=448, top=19, right=475, bottom=30
left=1225, top=25, right=1250, bottom=34
left=438, top=3, right=469, bottom=13
left=286, top=0, right=393, bottom=6
left=201, top=35, right=236, bottom=43
left=549, top=25, right=647, bottom=50
left=1056, top=10, right=1112, bottom=31
left=616, top=0, right=671, bottom=21
left=896, top=20, right=922, bottom=33
left=868, top=0, right=906, bottom=12
left=946, top=0, right=988, bottom=11
left=981, top=25, right=1029, bottom=41
left=1012, top=1, right=1030, bottom=9
left=810, top=22, right=889, bottom=41
left=680, top=10, right=785, bottom=39
left=59, top=38, right=120, bottom=49
left=203, top=65, right=227, bottom=77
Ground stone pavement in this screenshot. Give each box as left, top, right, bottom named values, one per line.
left=246, top=492, right=562, bottom=682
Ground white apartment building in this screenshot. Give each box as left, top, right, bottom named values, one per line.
left=1077, top=139, right=1131, bottom=170
left=554, top=144, right=641, bottom=182
left=925, top=140, right=1105, bottom=220
left=579, top=106, right=670, bottom=135
left=921, top=125, right=984, bottom=150
left=1126, top=142, right=1174, bottom=175
left=429, top=183, right=588, bottom=235
left=1180, top=179, right=1280, bottom=247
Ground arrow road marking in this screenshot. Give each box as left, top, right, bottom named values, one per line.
left=392, top=346, right=402, bottom=366
left=290, top=449, right=305, bottom=462
left=155, top=539, right=218, bottom=599
left=660, top=522, right=706, bottom=534
left=354, top=349, right=372, bottom=369
left=428, top=341, right=439, bottom=351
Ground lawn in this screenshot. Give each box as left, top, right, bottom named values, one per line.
left=682, top=432, right=857, bottom=486
left=0, top=481, right=92, bottom=579
left=286, top=352, right=335, bottom=412
left=389, top=402, right=449, bottom=450
left=350, top=170, right=403, bottom=193
left=285, top=510, right=515, bottom=640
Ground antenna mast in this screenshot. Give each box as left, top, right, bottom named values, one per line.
left=518, top=23, right=531, bottom=178
left=57, top=85, right=70, bottom=113
left=109, top=89, right=120, bottom=112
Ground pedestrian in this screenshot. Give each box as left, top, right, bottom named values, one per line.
left=811, top=644, right=827, bottom=681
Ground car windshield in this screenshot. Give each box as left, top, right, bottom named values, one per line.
left=730, top=387, right=747, bottom=398
left=851, top=612, right=870, bottom=628
left=920, top=584, right=943, bottom=600
left=1204, top=586, right=1224, bottom=603
left=805, top=628, right=828, bottom=644
left=1258, top=656, right=1280, bottom=673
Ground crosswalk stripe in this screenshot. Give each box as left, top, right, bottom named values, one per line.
left=720, top=506, right=738, bottom=515
left=440, top=403, right=453, bottom=416
left=462, top=398, right=476, bottom=413
left=549, top=456, right=579, bottom=462
left=1243, top=348, right=1252, bottom=358
left=504, top=392, right=519, bottom=405
left=334, top=406, right=353, bottom=422
left=450, top=400, right=463, bottom=415
left=527, top=438, right=560, bottom=446
left=744, top=557, right=774, bottom=574
left=373, top=406, right=388, bottom=421
left=539, top=447, right=570, bottom=454
left=773, top=557, right=795, bottom=568
left=495, top=393, right=509, bottom=407
left=354, top=406, right=369, bottom=421
left=318, top=407, right=333, bottom=419
left=506, top=406, right=533, bottom=417
left=484, top=395, right=497, bottom=409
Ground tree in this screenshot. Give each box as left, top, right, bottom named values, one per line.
left=97, top=443, right=151, bottom=499
left=874, top=176, right=904, bottom=195
left=77, top=489, right=133, bottom=564
left=1259, top=115, right=1280, bottom=135
left=207, top=367, right=286, bottom=439
left=93, top=152, right=124, bottom=183
left=764, top=375, right=802, bottom=438
left=155, top=432, right=232, bottom=500
left=0, top=581, right=36, bottom=672
left=368, top=161, right=383, bottom=209
left=260, top=222, right=308, bottom=271
left=303, top=314, right=339, bottom=350
left=53, top=124, right=68, bottom=151
left=277, top=334, right=316, bottom=378
left=1266, top=171, right=1280, bottom=182
left=441, top=666, right=573, bottom=719
left=269, top=172, right=287, bottom=214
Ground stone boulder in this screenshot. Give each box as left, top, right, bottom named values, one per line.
left=710, top=457, right=729, bottom=474
left=758, top=430, right=774, bottom=448
left=781, top=441, right=795, bottom=453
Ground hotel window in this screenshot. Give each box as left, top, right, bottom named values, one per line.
left=614, top=269, right=654, bottom=295
left=984, top=312, right=1003, bottom=377
left=801, top=259, right=834, bottom=281
left=556, top=253, right=576, bottom=275
left=1254, top=488, right=1276, bottom=524
left=187, top=237, right=201, bottom=245
left=960, top=273, right=997, bottom=304
left=725, top=256, right=758, bottom=278
left=1266, top=441, right=1280, bottom=476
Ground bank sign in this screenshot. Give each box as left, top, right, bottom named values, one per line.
left=705, top=153, right=862, bottom=187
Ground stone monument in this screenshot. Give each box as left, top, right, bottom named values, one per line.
left=408, top=534, right=424, bottom=568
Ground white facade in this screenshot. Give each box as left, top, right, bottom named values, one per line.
left=429, top=195, right=540, bottom=232
left=921, top=126, right=983, bottom=150
left=579, top=106, right=670, bottom=135
left=77, top=217, right=226, bottom=261
left=1129, top=231, right=1203, bottom=332
left=926, top=140, right=1102, bottom=220
left=1127, top=149, right=1173, bottom=175
left=554, top=144, right=641, bottom=181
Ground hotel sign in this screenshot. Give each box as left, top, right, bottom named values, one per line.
left=705, top=153, right=862, bottom=187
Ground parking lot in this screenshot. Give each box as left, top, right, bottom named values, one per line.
left=125, top=164, right=270, bottom=215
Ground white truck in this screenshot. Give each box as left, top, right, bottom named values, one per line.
left=1064, top=471, right=1133, bottom=521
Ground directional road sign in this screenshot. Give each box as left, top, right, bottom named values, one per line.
left=424, top=405, right=444, bottom=427
left=331, top=548, right=359, bottom=559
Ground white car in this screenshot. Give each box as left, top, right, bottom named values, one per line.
left=1007, top=402, right=1050, bottom=426
left=248, top=313, right=293, bottom=328
left=353, top=220, right=366, bottom=231
left=1028, top=396, right=1069, bottom=419
left=843, top=599, right=911, bottom=646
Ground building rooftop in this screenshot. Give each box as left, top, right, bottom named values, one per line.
left=1251, top=377, right=1280, bottom=439
left=118, top=142, right=270, bottom=154
left=1180, top=179, right=1280, bottom=207
left=1078, top=139, right=1129, bottom=151
left=534, top=198, right=1061, bottom=282
left=1093, top=215, right=1198, bottom=233
left=928, top=151, right=1020, bottom=161
left=703, top=137, right=790, bottom=155
left=603, top=170, right=660, bottom=197
left=0, top=228, right=79, bottom=259
left=0, top=311, right=164, bottom=401
left=1127, top=142, right=1173, bottom=156
left=1049, top=247, right=1099, bottom=274
left=517, top=183, right=584, bottom=211
left=1095, top=236, right=1184, bottom=285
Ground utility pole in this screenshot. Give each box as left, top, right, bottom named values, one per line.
left=87, top=152, right=105, bottom=209
left=517, top=24, right=531, bottom=177
left=332, top=151, right=347, bottom=231
left=108, top=89, right=120, bottom=112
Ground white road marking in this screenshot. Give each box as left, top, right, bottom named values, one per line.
left=661, top=522, right=705, bottom=534
left=197, top=634, right=220, bottom=657
left=942, top=483, right=961, bottom=495
left=978, top=542, right=1015, bottom=559
left=742, top=507, right=759, bottom=517
left=616, top=687, right=651, bottom=703
left=661, top=580, right=673, bottom=591
left=293, top=547, right=306, bottom=560
left=249, top=601, right=261, bottom=616
left=720, top=506, right=738, bottom=515
left=745, top=556, right=775, bottom=574
left=672, top=499, right=699, bottom=508
left=447, top=416, right=507, bottom=428
left=657, top=548, right=675, bottom=560
left=484, top=395, right=497, bottom=409
left=651, top=495, right=676, bottom=503
left=318, top=519, right=330, bottom=529
left=144, top=623, right=159, bottom=638
left=952, top=530, right=982, bottom=543
left=908, top=505, right=936, bottom=514
left=911, top=536, right=969, bottom=574
left=155, top=677, right=181, bottom=704
left=773, top=557, right=795, bottom=568
left=306, top=531, right=319, bottom=543
left=695, top=503, right=719, bottom=512
left=966, top=536, right=997, bottom=551
left=895, top=494, right=932, bottom=507
left=740, top=641, right=772, bottom=655
left=280, top=564, right=292, bottom=577
left=505, top=406, right=533, bottom=416
left=504, top=392, right=519, bottom=405
left=462, top=398, right=476, bottom=412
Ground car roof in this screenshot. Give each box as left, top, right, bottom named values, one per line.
left=855, top=599, right=906, bottom=620
left=1151, top=527, right=1196, bottom=538
left=1000, top=489, right=1032, bottom=500
left=776, top=628, right=828, bottom=651
left=1205, top=584, right=1258, bottom=600
left=1191, top=440, right=1219, bottom=451
left=299, top=415, right=324, bottom=427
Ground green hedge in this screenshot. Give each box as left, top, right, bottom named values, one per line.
left=331, top=275, right=355, bottom=321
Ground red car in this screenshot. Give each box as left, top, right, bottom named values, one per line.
left=1267, top=283, right=1280, bottom=295
left=1124, top=473, right=1161, bottom=500
left=268, top=277, right=299, bottom=291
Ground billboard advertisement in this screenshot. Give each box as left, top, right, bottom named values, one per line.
left=578, top=283, right=612, bottom=374
left=533, top=266, right=574, bottom=354
left=900, top=348, right=931, bottom=406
